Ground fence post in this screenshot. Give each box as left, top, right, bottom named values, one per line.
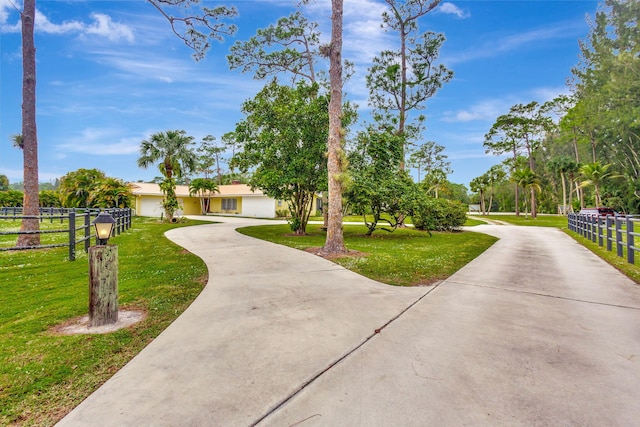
left=627, top=217, right=635, bottom=264
left=69, top=212, right=76, bottom=261
left=597, top=216, right=603, bottom=246
left=84, top=212, right=91, bottom=254
left=616, top=216, right=624, bottom=257
left=606, top=216, right=613, bottom=252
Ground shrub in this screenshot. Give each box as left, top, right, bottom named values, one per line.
left=411, top=196, right=467, bottom=233
left=39, top=190, right=61, bottom=207
left=0, top=190, right=24, bottom=207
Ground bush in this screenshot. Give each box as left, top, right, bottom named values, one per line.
left=0, top=190, right=24, bottom=207
left=39, top=190, right=61, bottom=207
left=288, top=215, right=301, bottom=233
left=411, top=196, right=467, bottom=232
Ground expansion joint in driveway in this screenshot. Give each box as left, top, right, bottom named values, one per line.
left=250, top=282, right=443, bottom=426
left=450, top=281, right=640, bottom=311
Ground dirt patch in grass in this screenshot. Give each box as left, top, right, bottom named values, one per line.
left=50, top=309, right=147, bottom=336
left=303, top=246, right=368, bottom=261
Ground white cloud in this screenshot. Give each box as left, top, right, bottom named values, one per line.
left=444, top=21, right=584, bottom=65
left=85, top=13, right=134, bottom=43
left=437, top=2, right=470, bottom=19
left=35, top=10, right=84, bottom=34
left=442, top=86, right=573, bottom=125
left=531, top=86, right=571, bottom=104
left=443, top=99, right=512, bottom=123
left=0, top=0, right=20, bottom=32
left=0, top=2, right=133, bottom=43
left=56, top=128, right=143, bottom=155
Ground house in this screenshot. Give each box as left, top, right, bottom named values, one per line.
left=129, top=182, right=286, bottom=218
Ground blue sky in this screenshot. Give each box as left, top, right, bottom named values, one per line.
left=0, top=0, right=598, bottom=188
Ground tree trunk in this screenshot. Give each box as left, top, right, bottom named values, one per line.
left=513, top=147, right=520, bottom=216
left=530, top=186, right=537, bottom=218
left=560, top=173, right=567, bottom=214
left=321, top=0, right=347, bottom=255
left=17, top=0, right=40, bottom=247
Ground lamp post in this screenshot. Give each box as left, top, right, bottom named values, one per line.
left=88, top=212, right=118, bottom=327
left=93, top=211, right=116, bottom=245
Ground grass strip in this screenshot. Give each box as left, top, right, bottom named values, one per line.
left=0, top=217, right=209, bottom=426
left=237, top=224, right=498, bottom=287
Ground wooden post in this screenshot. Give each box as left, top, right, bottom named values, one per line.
left=88, top=245, right=118, bottom=327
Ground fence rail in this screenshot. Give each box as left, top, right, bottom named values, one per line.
left=0, top=208, right=132, bottom=260
left=568, top=213, right=640, bottom=264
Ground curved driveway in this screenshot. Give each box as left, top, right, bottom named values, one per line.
left=57, top=217, right=640, bottom=426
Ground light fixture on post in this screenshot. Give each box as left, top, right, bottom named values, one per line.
left=93, top=212, right=116, bottom=245
left=89, top=211, right=118, bottom=327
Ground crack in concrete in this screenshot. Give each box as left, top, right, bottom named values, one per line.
left=250, top=282, right=443, bottom=426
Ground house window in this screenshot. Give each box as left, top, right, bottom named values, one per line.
left=222, top=198, right=237, bottom=211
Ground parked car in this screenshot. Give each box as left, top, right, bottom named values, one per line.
left=579, top=207, right=616, bottom=216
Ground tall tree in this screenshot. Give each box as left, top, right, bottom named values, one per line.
left=138, top=130, right=196, bottom=222
left=196, top=135, right=225, bottom=183
left=228, top=8, right=337, bottom=228
left=547, top=156, right=579, bottom=215
left=346, top=124, right=410, bottom=236
left=469, top=175, right=489, bottom=215
left=578, top=162, right=621, bottom=207
left=228, top=11, right=321, bottom=82
left=232, top=81, right=336, bottom=235
left=367, top=0, right=452, bottom=167
left=512, top=167, right=541, bottom=218
left=148, top=0, right=238, bottom=61
left=16, top=0, right=39, bottom=247
left=572, top=0, right=640, bottom=207
left=484, top=114, right=522, bottom=216
left=484, top=102, right=552, bottom=218
left=408, top=140, right=451, bottom=182
left=321, top=0, right=348, bottom=254
left=0, top=175, right=9, bottom=191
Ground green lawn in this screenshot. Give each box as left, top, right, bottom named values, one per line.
left=0, top=217, right=209, bottom=427
left=238, top=224, right=498, bottom=286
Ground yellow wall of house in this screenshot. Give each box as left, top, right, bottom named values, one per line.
left=209, top=197, right=242, bottom=214
left=180, top=197, right=201, bottom=215
left=273, top=196, right=321, bottom=217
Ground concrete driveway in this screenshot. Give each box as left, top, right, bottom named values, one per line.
left=57, top=218, right=640, bottom=426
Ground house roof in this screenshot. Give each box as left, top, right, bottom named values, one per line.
left=129, top=182, right=264, bottom=197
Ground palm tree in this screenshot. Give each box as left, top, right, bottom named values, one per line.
left=487, top=165, right=506, bottom=215
left=0, top=174, right=9, bottom=191
left=513, top=168, right=541, bottom=218
left=91, top=178, right=133, bottom=208
left=547, top=156, right=579, bottom=215
left=578, top=162, right=622, bottom=207
left=58, top=168, right=106, bottom=208
left=189, top=178, right=219, bottom=215
left=11, top=134, right=24, bottom=150
left=138, top=130, right=196, bottom=221
left=470, top=175, right=489, bottom=215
